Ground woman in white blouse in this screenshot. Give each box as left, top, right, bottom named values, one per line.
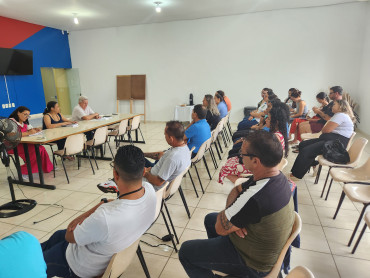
left=290, top=99, right=355, bottom=180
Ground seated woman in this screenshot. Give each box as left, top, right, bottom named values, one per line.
left=8, top=106, right=53, bottom=179
left=288, top=89, right=308, bottom=144
left=218, top=101, right=289, bottom=184
left=43, top=101, right=76, bottom=150
left=216, top=90, right=231, bottom=111
left=214, top=92, right=228, bottom=118
left=235, top=88, right=273, bottom=132
left=202, top=94, right=221, bottom=131
left=290, top=99, right=355, bottom=180
left=290, top=92, right=328, bottom=145
left=284, top=88, right=297, bottom=111
left=298, top=92, right=331, bottom=136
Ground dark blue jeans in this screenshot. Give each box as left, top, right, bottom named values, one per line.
left=41, top=229, right=79, bottom=278
left=179, top=213, right=268, bottom=278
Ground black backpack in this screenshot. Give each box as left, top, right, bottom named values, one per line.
left=322, top=139, right=350, bottom=164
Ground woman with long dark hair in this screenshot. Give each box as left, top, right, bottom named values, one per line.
left=8, top=106, right=53, bottom=179
left=43, top=101, right=76, bottom=150
left=214, top=92, right=228, bottom=118
left=218, top=101, right=289, bottom=184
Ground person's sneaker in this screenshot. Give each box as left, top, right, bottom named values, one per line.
left=22, top=174, right=29, bottom=181
left=97, top=179, right=118, bottom=194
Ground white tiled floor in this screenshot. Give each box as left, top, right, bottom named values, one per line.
left=1, top=121, right=370, bottom=278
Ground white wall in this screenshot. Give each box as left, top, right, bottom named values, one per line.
left=357, top=3, right=370, bottom=135
left=69, top=2, right=367, bottom=123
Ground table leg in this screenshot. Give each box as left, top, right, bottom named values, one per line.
left=12, top=147, right=23, bottom=181
left=34, top=145, right=45, bottom=185
left=23, top=144, right=34, bottom=183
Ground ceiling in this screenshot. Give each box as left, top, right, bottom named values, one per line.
left=0, top=0, right=367, bottom=31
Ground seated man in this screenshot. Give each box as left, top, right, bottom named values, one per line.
left=41, top=145, right=156, bottom=278
left=179, top=130, right=295, bottom=277
left=71, top=95, right=100, bottom=121
left=184, top=104, right=211, bottom=157
left=0, top=231, right=47, bottom=278
left=98, top=121, right=191, bottom=193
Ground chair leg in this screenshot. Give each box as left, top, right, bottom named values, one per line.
left=77, top=155, right=81, bottom=170
left=227, top=121, right=232, bottom=136
left=137, top=245, right=151, bottom=278
left=187, top=170, right=199, bottom=198
left=333, top=191, right=346, bottom=219
left=91, top=147, right=99, bottom=169
left=217, top=137, right=223, bottom=153
left=86, top=150, right=95, bottom=175
left=203, top=157, right=212, bottom=180
left=163, top=202, right=179, bottom=244
left=348, top=203, right=369, bottom=246
left=351, top=223, right=368, bottom=254
left=60, top=157, right=69, bottom=184
left=209, top=146, right=218, bottom=169
left=194, top=164, right=205, bottom=194
left=161, top=211, right=178, bottom=252
left=139, top=127, right=146, bottom=143
left=320, top=168, right=331, bottom=198
left=107, top=141, right=114, bottom=158
left=221, top=130, right=227, bottom=148
left=214, top=142, right=222, bottom=160
left=325, top=178, right=334, bottom=201
left=178, top=186, right=191, bottom=218
left=52, top=154, right=56, bottom=178
left=314, top=165, right=322, bottom=184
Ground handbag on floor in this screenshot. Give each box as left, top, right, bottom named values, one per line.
left=322, top=139, right=350, bottom=164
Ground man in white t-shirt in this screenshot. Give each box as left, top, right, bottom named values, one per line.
left=98, top=121, right=191, bottom=193
left=41, top=145, right=156, bottom=278
left=71, top=95, right=100, bottom=121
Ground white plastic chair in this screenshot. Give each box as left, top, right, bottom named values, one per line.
left=108, top=119, right=129, bottom=148
left=187, top=138, right=212, bottom=196
left=127, top=115, right=145, bottom=143
left=86, top=126, right=113, bottom=169
left=316, top=136, right=367, bottom=200
left=286, top=266, right=315, bottom=278
left=53, top=133, right=94, bottom=184
left=100, top=238, right=141, bottom=278
left=352, top=211, right=370, bottom=254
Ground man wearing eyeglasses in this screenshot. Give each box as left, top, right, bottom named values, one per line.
left=312, top=86, right=343, bottom=122
left=179, top=130, right=295, bottom=277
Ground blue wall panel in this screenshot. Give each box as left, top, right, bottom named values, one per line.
left=0, top=27, right=71, bottom=117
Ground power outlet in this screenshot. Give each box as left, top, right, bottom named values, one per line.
left=2, top=104, right=5, bottom=109
left=5, top=104, right=9, bottom=108
left=11, top=103, right=15, bottom=107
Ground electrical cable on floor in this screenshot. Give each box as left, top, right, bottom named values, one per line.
left=140, top=232, right=174, bottom=250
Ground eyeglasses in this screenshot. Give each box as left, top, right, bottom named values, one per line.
left=21, top=113, right=31, bottom=118
left=109, top=161, right=115, bottom=168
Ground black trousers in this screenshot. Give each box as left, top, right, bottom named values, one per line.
left=291, top=133, right=350, bottom=179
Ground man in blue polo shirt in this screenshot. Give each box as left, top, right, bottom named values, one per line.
left=185, top=104, right=211, bottom=157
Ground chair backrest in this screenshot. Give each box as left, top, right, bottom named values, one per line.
left=347, top=137, right=368, bottom=164
left=164, top=166, right=190, bottom=199
left=286, top=266, right=315, bottom=278
left=130, top=115, right=141, bottom=130
left=277, top=158, right=288, bottom=171
left=101, top=238, right=141, bottom=278
left=93, top=126, right=109, bottom=146
left=192, top=138, right=210, bottom=163
left=154, top=185, right=168, bottom=220
left=346, top=132, right=356, bottom=151
left=217, top=118, right=225, bottom=132
left=118, top=119, right=129, bottom=136
left=211, top=128, right=219, bottom=143
left=64, top=133, right=85, bottom=155
left=265, top=212, right=302, bottom=278
left=235, top=178, right=249, bottom=187
left=357, top=157, right=370, bottom=174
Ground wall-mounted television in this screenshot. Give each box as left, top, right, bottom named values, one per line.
left=0, top=47, right=33, bottom=75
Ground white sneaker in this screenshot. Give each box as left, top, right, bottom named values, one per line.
left=97, top=179, right=118, bottom=194
left=22, top=174, right=29, bottom=181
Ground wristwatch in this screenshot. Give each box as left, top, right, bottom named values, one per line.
left=101, top=198, right=108, bottom=203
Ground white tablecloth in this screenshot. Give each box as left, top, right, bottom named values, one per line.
left=174, top=105, right=194, bottom=122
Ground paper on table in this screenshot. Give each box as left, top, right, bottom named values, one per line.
left=62, top=123, right=79, bottom=128
left=28, top=131, right=44, bottom=137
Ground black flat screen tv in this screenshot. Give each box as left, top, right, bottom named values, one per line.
left=0, top=47, right=33, bottom=75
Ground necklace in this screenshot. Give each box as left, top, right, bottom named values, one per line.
left=117, top=187, right=143, bottom=199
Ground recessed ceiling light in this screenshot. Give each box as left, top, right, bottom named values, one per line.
left=154, top=2, right=162, bottom=13
left=73, top=13, right=79, bottom=24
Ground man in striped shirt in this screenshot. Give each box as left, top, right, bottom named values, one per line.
left=179, top=130, right=295, bottom=277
